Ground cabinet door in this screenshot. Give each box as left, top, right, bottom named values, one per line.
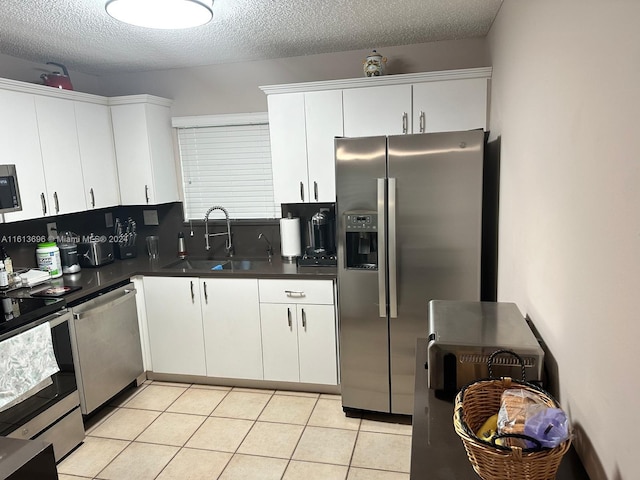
left=111, top=103, right=155, bottom=205
left=201, top=278, right=263, bottom=380
left=343, top=84, right=412, bottom=137
left=267, top=93, right=309, bottom=203
left=297, top=304, right=338, bottom=385
left=145, top=103, right=179, bottom=204
left=143, top=277, right=206, bottom=376
left=412, top=78, right=488, bottom=133
left=305, top=90, right=343, bottom=202
left=260, top=303, right=299, bottom=382
left=0, top=90, right=48, bottom=221
left=35, top=96, right=86, bottom=215
left=74, top=102, right=120, bottom=209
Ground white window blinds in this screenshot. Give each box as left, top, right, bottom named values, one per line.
left=176, top=115, right=278, bottom=220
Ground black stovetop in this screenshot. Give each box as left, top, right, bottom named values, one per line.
left=0, top=296, right=65, bottom=338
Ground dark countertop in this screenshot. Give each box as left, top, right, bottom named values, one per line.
left=5, top=255, right=336, bottom=306
left=411, top=338, right=589, bottom=479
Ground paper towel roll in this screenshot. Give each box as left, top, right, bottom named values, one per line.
left=280, top=217, right=301, bottom=260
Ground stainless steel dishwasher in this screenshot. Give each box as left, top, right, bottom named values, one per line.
left=69, top=282, right=144, bottom=415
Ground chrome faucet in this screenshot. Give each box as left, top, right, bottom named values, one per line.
left=258, top=232, right=273, bottom=258
left=204, top=206, right=234, bottom=256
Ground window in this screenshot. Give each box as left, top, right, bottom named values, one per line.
left=173, top=113, right=278, bottom=220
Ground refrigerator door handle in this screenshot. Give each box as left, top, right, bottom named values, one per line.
left=377, top=178, right=387, bottom=318
left=388, top=178, right=398, bottom=318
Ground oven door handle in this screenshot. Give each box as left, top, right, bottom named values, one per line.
left=73, top=288, right=137, bottom=320
left=48, top=310, right=72, bottom=328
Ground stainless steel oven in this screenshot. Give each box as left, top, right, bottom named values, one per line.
left=0, top=297, right=85, bottom=461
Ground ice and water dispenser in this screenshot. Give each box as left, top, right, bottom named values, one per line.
left=344, top=211, right=379, bottom=270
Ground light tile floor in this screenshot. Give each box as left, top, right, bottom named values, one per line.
left=57, top=381, right=412, bottom=480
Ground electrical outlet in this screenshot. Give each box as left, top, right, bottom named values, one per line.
left=46, top=222, right=57, bottom=241
left=143, top=210, right=159, bottom=226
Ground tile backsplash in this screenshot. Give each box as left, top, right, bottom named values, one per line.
left=0, top=202, right=282, bottom=268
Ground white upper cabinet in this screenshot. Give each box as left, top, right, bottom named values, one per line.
left=267, top=93, right=309, bottom=204
left=110, top=96, right=179, bottom=205
left=343, top=84, right=412, bottom=137
left=261, top=68, right=491, bottom=205
left=0, top=90, right=48, bottom=221
left=304, top=90, right=343, bottom=202
left=74, top=102, right=120, bottom=209
left=412, top=77, right=488, bottom=133
left=267, top=90, right=343, bottom=204
left=1, top=79, right=178, bottom=220
left=34, top=96, right=87, bottom=216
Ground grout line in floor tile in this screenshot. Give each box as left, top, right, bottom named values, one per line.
left=108, top=383, right=148, bottom=408
left=214, top=389, right=278, bottom=479
left=92, top=439, right=133, bottom=479
left=79, top=386, right=410, bottom=480
left=279, top=393, right=321, bottom=478
left=83, top=406, right=120, bottom=435
left=346, top=465, right=412, bottom=476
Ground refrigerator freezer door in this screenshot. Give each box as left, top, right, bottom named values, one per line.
left=335, top=136, right=389, bottom=413
left=387, top=130, right=484, bottom=414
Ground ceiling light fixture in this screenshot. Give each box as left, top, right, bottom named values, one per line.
left=105, top=0, right=213, bottom=29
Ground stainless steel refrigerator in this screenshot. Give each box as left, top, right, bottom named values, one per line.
left=336, top=130, right=485, bottom=415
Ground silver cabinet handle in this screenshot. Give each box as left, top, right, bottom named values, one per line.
left=90, top=188, right=95, bottom=208
left=53, top=192, right=59, bottom=214
left=190, top=281, right=195, bottom=303
left=388, top=178, right=398, bottom=318
left=285, top=290, right=305, bottom=297
left=287, top=307, right=292, bottom=328
left=203, top=281, right=208, bottom=304
left=40, top=192, right=47, bottom=215
left=402, top=112, right=408, bottom=134
left=314, top=181, right=318, bottom=201
left=145, top=185, right=150, bottom=204
left=301, top=308, right=306, bottom=329
left=299, top=182, right=305, bottom=202
left=377, top=178, right=386, bottom=317
left=419, top=111, right=425, bottom=133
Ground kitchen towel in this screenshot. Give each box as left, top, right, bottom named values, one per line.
left=280, top=217, right=302, bottom=259
left=0, top=323, right=60, bottom=411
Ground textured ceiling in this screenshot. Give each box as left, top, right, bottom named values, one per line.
left=0, top=0, right=502, bottom=76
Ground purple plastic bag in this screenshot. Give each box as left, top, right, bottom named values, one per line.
left=524, top=408, right=570, bottom=448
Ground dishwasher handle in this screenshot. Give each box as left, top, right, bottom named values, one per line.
left=73, top=288, right=137, bottom=320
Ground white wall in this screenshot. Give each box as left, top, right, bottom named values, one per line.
left=0, top=39, right=488, bottom=117
left=0, top=53, right=104, bottom=94
left=488, top=2, right=640, bottom=479
left=94, top=38, right=489, bottom=116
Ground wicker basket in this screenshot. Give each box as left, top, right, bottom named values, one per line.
left=453, top=350, right=571, bottom=480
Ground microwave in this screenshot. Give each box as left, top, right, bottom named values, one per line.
left=427, top=300, right=545, bottom=394
left=0, top=165, right=22, bottom=214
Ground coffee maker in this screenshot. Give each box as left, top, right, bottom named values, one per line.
left=281, top=203, right=337, bottom=266
left=58, top=231, right=81, bottom=274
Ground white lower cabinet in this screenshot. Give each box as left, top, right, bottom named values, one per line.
left=143, top=276, right=337, bottom=386
left=297, top=304, right=338, bottom=384
left=143, top=276, right=206, bottom=376
left=259, top=279, right=338, bottom=385
left=201, top=278, right=263, bottom=380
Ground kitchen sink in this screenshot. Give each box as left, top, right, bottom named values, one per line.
left=162, top=258, right=273, bottom=272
